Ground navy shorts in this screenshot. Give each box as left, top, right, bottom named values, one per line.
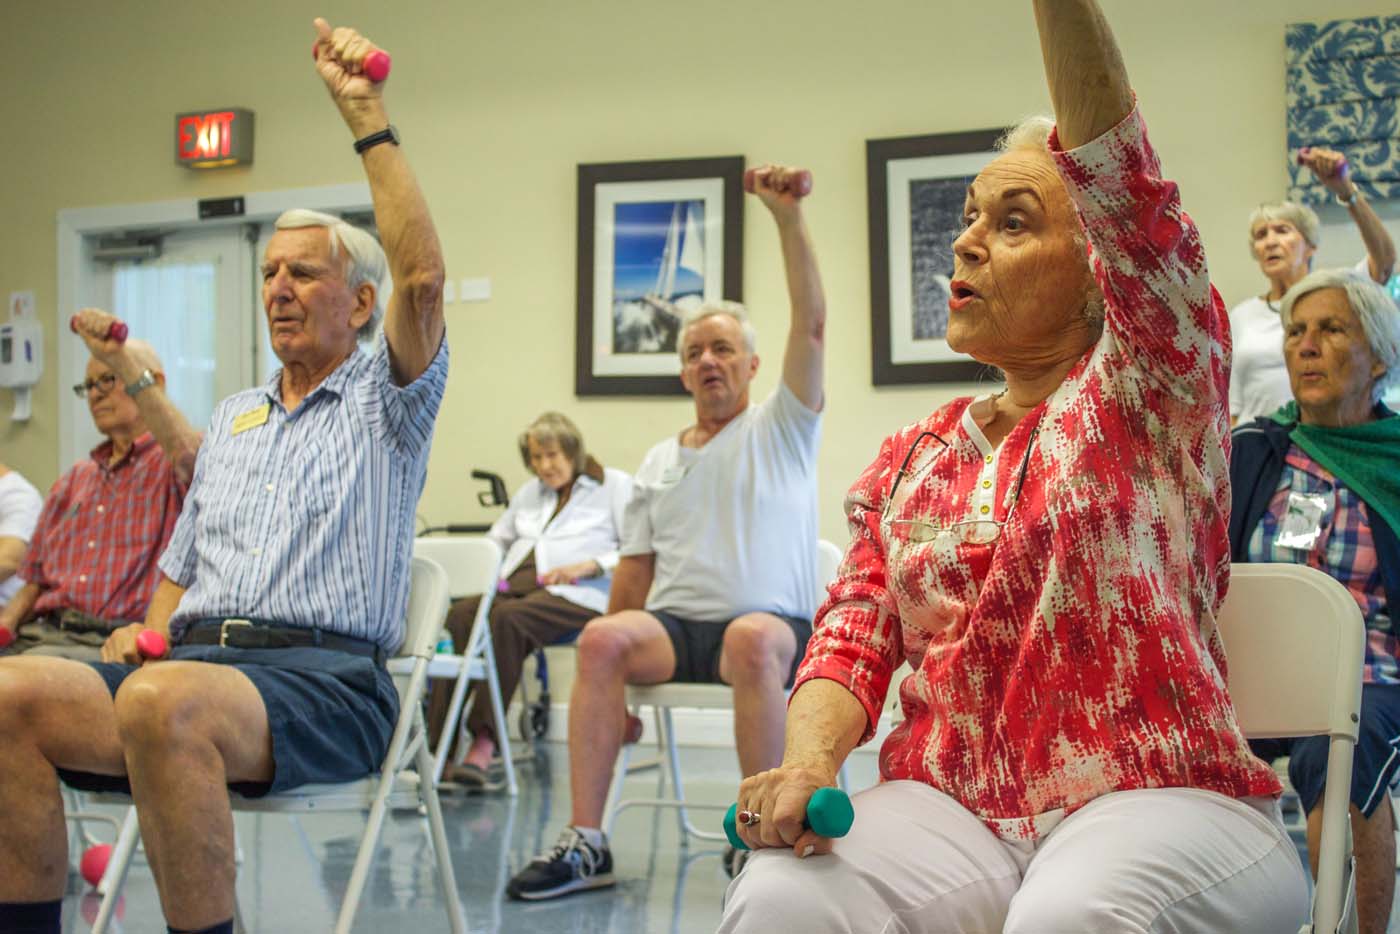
left=1252, top=682, right=1400, bottom=818
left=650, top=610, right=812, bottom=687
left=57, top=644, right=399, bottom=797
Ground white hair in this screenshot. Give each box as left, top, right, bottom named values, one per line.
left=1281, top=268, right=1400, bottom=403
left=274, top=209, right=389, bottom=343
left=997, top=116, right=1055, bottom=154
left=1247, top=201, right=1321, bottom=257
left=678, top=300, right=758, bottom=361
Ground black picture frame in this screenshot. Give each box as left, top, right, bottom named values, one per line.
left=867, top=128, right=1005, bottom=386
left=575, top=155, right=744, bottom=396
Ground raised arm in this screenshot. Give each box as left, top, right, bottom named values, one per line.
left=1033, top=0, right=1134, bottom=149
left=313, top=18, right=445, bottom=385
left=748, top=165, right=826, bottom=412
left=1302, top=147, right=1396, bottom=284
left=73, top=310, right=202, bottom=485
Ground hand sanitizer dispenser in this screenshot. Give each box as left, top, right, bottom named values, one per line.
left=0, top=319, right=44, bottom=421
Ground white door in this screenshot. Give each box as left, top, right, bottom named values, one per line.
left=69, top=225, right=255, bottom=458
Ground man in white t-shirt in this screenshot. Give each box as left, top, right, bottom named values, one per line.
left=0, top=465, right=42, bottom=606
left=509, top=165, right=827, bottom=901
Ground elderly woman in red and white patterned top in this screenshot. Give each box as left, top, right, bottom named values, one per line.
left=719, top=2, right=1308, bottom=931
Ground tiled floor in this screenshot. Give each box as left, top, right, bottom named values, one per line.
left=59, top=744, right=880, bottom=933
left=56, top=745, right=1396, bottom=933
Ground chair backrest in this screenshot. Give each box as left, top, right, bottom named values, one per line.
left=816, top=539, right=842, bottom=602
left=411, top=536, right=503, bottom=601
left=398, top=555, right=452, bottom=660
left=1218, top=562, right=1364, bottom=741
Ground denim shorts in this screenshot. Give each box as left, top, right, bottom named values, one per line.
left=1251, top=682, right=1400, bottom=818
left=57, top=644, right=398, bottom=797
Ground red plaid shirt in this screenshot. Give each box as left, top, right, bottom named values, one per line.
left=797, top=106, right=1280, bottom=841
left=19, top=433, right=187, bottom=623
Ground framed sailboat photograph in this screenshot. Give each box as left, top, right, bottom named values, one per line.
left=576, top=155, right=744, bottom=395
left=867, top=128, right=1004, bottom=385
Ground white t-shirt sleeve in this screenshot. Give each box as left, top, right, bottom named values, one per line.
left=620, top=447, right=663, bottom=558
left=1228, top=304, right=1246, bottom=418
left=597, top=469, right=634, bottom=572
left=755, top=382, right=823, bottom=464
left=0, top=474, right=42, bottom=542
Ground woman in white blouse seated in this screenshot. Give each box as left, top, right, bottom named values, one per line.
left=428, top=412, right=632, bottom=791
left=1231, top=147, right=1395, bottom=424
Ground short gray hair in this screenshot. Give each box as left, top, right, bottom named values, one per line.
left=678, top=300, right=757, bottom=361
left=518, top=411, right=587, bottom=475
left=274, top=209, right=389, bottom=343
left=997, top=116, right=1055, bottom=154
left=1247, top=202, right=1321, bottom=257
left=1281, top=268, right=1400, bottom=403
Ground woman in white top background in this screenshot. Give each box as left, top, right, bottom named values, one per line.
left=1231, top=147, right=1395, bottom=424
left=427, top=412, right=632, bottom=790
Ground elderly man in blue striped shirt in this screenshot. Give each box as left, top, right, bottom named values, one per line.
left=0, top=20, right=447, bottom=934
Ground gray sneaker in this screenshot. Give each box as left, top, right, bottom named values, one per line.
left=506, top=827, right=615, bottom=901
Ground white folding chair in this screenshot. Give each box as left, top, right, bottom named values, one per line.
left=409, top=536, right=517, bottom=794
left=91, top=556, right=467, bottom=934
left=1219, top=562, right=1364, bottom=934
left=604, top=539, right=847, bottom=841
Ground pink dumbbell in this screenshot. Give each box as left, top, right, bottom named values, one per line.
left=136, top=629, right=168, bottom=660
left=69, top=316, right=128, bottom=344
left=1296, top=147, right=1350, bottom=181
left=312, top=41, right=392, bottom=82
left=744, top=167, right=813, bottom=198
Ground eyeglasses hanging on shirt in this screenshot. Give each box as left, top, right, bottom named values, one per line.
left=881, top=426, right=1040, bottom=546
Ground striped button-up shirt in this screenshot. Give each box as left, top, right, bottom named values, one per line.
left=159, top=335, right=448, bottom=651
left=19, top=433, right=187, bottom=622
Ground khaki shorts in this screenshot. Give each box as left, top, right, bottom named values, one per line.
left=0, top=617, right=108, bottom=661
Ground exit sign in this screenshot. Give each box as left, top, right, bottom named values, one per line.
left=175, top=108, right=254, bottom=169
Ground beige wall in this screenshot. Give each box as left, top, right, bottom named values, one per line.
left=1, top=0, right=1390, bottom=545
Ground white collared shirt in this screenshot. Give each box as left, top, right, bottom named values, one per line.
left=489, top=467, right=633, bottom=614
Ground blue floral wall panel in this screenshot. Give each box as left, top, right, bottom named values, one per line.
left=1286, top=15, right=1400, bottom=204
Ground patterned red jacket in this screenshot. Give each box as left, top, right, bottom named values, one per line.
left=795, top=106, right=1281, bottom=841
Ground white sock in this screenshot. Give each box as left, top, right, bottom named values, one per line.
left=572, top=825, right=606, bottom=850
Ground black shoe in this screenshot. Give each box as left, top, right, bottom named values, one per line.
left=506, top=827, right=615, bottom=901
left=722, top=845, right=750, bottom=879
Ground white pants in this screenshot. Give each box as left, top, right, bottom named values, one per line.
left=718, top=781, right=1309, bottom=934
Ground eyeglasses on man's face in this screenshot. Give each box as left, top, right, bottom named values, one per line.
left=72, top=373, right=120, bottom=399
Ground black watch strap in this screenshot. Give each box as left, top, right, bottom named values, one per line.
left=353, top=125, right=400, bottom=155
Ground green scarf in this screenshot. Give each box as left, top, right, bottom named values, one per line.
left=1269, top=402, right=1400, bottom=534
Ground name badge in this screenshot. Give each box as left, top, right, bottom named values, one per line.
left=231, top=404, right=271, bottom=436
left=1276, top=490, right=1330, bottom=552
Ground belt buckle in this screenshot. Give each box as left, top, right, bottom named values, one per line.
left=220, top=618, right=253, bottom=647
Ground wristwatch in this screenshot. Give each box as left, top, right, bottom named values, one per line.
left=353, top=125, right=400, bottom=155
left=1338, top=186, right=1364, bottom=208
left=125, top=368, right=157, bottom=397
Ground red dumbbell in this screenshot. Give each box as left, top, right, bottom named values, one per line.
left=744, top=167, right=813, bottom=198
left=80, top=843, right=113, bottom=889
left=0, top=625, right=13, bottom=649
left=69, top=316, right=128, bottom=344
left=136, top=629, right=168, bottom=660
left=312, top=41, right=391, bottom=82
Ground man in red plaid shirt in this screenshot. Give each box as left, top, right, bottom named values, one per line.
left=0, top=310, right=200, bottom=659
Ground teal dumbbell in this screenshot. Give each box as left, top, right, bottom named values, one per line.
left=723, top=786, right=854, bottom=851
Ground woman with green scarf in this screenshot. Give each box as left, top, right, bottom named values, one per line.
left=1231, top=267, right=1400, bottom=934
